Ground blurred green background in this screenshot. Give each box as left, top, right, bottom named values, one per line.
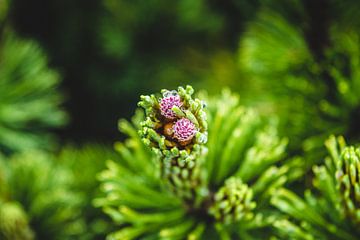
left=5, top=0, right=358, bottom=149
left=1, top=0, right=360, bottom=239
left=7, top=0, right=261, bottom=144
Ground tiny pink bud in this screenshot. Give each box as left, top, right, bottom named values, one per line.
left=173, top=118, right=197, bottom=142
left=159, top=91, right=182, bottom=119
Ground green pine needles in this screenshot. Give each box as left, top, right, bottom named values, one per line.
left=238, top=8, right=360, bottom=164
left=0, top=201, right=34, bottom=240
left=0, top=32, right=67, bottom=154
left=0, top=144, right=118, bottom=240
left=0, top=151, right=85, bottom=240
left=97, top=86, right=297, bottom=239
left=271, top=136, right=360, bottom=239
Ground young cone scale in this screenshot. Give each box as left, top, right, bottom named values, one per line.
left=138, top=86, right=208, bottom=203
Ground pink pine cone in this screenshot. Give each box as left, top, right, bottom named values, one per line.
left=173, top=118, right=197, bottom=142
left=159, top=93, right=182, bottom=119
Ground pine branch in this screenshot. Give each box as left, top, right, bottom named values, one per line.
left=0, top=31, right=67, bottom=154
left=238, top=7, right=360, bottom=167
left=97, top=86, right=298, bottom=239
left=271, top=136, right=360, bottom=239
left=0, top=151, right=86, bottom=240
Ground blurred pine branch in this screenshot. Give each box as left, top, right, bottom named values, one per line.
left=238, top=3, right=360, bottom=167
left=0, top=151, right=84, bottom=240
left=58, top=144, right=120, bottom=239
left=271, top=136, right=360, bottom=239
left=0, top=144, right=119, bottom=240
left=0, top=31, right=67, bottom=154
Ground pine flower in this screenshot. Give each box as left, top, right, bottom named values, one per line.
left=159, top=90, right=183, bottom=120
left=173, top=118, right=197, bottom=144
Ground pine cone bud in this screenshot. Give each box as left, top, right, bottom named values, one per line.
left=173, top=118, right=197, bottom=143
left=159, top=91, right=183, bottom=120
left=138, top=85, right=208, bottom=203
left=208, top=177, right=256, bottom=225
left=336, top=146, right=360, bottom=225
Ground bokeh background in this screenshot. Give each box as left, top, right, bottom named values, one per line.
left=5, top=0, right=359, bottom=148
left=9, top=0, right=261, bottom=145
left=6, top=0, right=358, bottom=147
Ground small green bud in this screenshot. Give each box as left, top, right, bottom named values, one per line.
left=336, top=146, right=360, bottom=224
left=209, top=177, right=256, bottom=225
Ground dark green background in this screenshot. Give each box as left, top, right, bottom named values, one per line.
left=7, top=0, right=360, bottom=146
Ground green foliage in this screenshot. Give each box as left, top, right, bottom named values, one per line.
left=100, top=0, right=223, bottom=60
left=0, top=32, right=67, bottom=154
left=2, top=1, right=360, bottom=239
left=238, top=9, right=322, bottom=154
left=0, top=0, right=9, bottom=24
left=240, top=10, right=310, bottom=76
left=208, top=177, right=255, bottom=225
left=98, top=0, right=224, bottom=81
left=95, top=114, right=186, bottom=240
left=59, top=144, right=118, bottom=198
left=335, top=141, right=360, bottom=224
left=87, top=0, right=229, bottom=116
left=271, top=136, right=360, bottom=239
left=0, top=201, right=34, bottom=240
left=97, top=87, right=302, bottom=239
left=0, top=144, right=119, bottom=240
left=238, top=7, right=360, bottom=163
left=0, top=151, right=85, bottom=240
left=91, top=0, right=258, bottom=115
left=58, top=144, right=120, bottom=239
